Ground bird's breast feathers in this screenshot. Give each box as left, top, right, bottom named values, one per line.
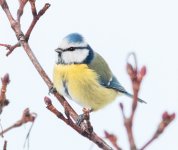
left=53, top=64, right=118, bottom=110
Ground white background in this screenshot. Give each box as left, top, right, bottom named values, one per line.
left=0, top=0, right=178, bottom=149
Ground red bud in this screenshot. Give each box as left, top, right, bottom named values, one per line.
left=162, top=111, right=168, bottom=120
left=140, top=66, right=147, bottom=77
left=170, top=113, right=176, bottom=121
left=44, top=96, right=52, bottom=105
left=1, top=73, right=10, bottom=84
left=127, top=63, right=134, bottom=75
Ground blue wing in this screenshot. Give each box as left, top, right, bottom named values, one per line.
left=88, top=52, right=126, bottom=93
left=104, top=75, right=127, bottom=93
left=88, top=52, right=146, bottom=103
left=103, top=75, right=146, bottom=103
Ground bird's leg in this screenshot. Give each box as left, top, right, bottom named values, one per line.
left=76, top=108, right=93, bottom=133
left=48, top=86, right=57, bottom=95
left=84, top=108, right=93, bottom=133
left=76, top=108, right=93, bottom=125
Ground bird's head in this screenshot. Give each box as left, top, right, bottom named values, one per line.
left=55, top=33, right=94, bottom=64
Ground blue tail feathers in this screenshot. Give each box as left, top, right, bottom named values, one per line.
left=124, top=92, right=147, bottom=104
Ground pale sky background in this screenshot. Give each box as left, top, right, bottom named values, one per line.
left=0, top=0, right=178, bottom=150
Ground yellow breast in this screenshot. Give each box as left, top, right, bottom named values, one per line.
left=53, top=64, right=118, bottom=111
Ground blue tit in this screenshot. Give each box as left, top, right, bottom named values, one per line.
left=53, top=33, right=146, bottom=111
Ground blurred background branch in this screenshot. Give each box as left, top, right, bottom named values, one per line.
left=0, top=108, right=37, bottom=137
left=104, top=53, right=175, bottom=150
left=0, top=74, right=10, bottom=114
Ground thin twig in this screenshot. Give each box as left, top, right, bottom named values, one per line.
left=23, top=115, right=37, bottom=149
left=5, top=3, right=50, bottom=56
left=140, top=112, right=175, bottom=150
left=0, top=108, right=37, bottom=136
left=44, top=97, right=113, bottom=150
left=119, top=53, right=146, bottom=150
left=120, top=53, right=175, bottom=150
left=29, top=0, right=37, bottom=17
left=104, top=131, right=122, bottom=150
left=0, top=74, right=10, bottom=114
left=3, top=140, right=7, bottom=150
left=17, top=0, right=28, bottom=22
left=25, top=3, right=50, bottom=41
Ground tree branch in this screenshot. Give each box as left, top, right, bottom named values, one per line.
left=44, top=97, right=113, bottom=150
left=0, top=73, right=10, bottom=114
left=17, top=0, right=28, bottom=22
left=29, top=0, right=37, bottom=17
left=0, top=108, right=36, bottom=136
left=0, top=1, right=113, bottom=149
left=119, top=53, right=146, bottom=150
left=3, top=140, right=7, bottom=150
left=104, top=131, right=122, bottom=150
left=25, top=3, right=50, bottom=41
left=140, top=112, right=175, bottom=150
left=4, top=2, right=50, bottom=56
left=118, top=52, right=175, bottom=150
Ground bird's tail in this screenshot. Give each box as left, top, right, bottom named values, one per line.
left=124, top=92, right=147, bottom=104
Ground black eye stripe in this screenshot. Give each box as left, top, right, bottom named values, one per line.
left=67, top=47, right=75, bottom=51
left=56, top=46, right=88, bottom=52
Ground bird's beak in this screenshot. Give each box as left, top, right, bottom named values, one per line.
left=55, top=48, right=62, bottom=53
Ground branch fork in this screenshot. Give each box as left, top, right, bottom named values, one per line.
left=117, top=52, right=175, bottom=150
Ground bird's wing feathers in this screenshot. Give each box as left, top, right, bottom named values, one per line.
left=88, top=52, right=127, bottom=93
left=88, top=52, right=146, bottom=103
left=107, top=75, right=127, bottom=93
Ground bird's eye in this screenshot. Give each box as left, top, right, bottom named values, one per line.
left=67, top=47, right=75, bottom=51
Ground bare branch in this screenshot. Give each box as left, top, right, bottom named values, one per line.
left=126, top=59, right=146, bottom=150
left=1, top=2, right=50, bottom=56
left=44, top=97, right=81, bottom=132
left=119, top=52, right=175, bottom=150
left=0, top=74, right=10, bottom=113
left=140, top=112, right=175, bottom=150
left=104, top=131, right=122, bottom=150
left=17, top=0, right=28, bottom=22
left=29, top=0, right=37, bottom=17
left=3, top=140, right=7, bottom=150
left=25, top=3, right=50, bottom=41
left=119, top=53, right=147, bottom=150
left=44, top=97, right=113, bottom=150
left=0, top=108, right=37, bottom=136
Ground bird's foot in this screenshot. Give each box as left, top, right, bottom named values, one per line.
left=76, top=108, right=91, bottom=125
left=76, top=114, right=85, bottom=126
left=48, top=87, right=57, bottom=95
left=76, top=108, right=93, bottom=133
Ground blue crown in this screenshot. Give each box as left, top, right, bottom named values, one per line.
left=65, top=33, right=84, bottom=43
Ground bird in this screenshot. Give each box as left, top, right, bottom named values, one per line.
left=53, top=33, right=146, bottom=113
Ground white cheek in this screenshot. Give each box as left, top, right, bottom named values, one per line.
left=62, top=49, right=89, bottom=64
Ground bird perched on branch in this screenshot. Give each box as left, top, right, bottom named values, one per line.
left=53, top=33, right=146, bottom=113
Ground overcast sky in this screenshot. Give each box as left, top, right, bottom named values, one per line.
left=0, top=0, right=178, bottom=150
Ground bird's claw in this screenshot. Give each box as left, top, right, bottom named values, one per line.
left=76, top=114, right=85, bottom=126
left=48, top=87, right=57, bottom=95
left=76, top=108, right=92, bottom=126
